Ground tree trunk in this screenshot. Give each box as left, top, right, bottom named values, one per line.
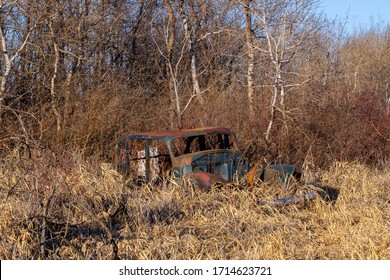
left=49, top=22, right=62, bottom=133
left=265, top=75, right=279, bottom=144
left=244, top=0, right=255, bottom=121
left=180, top=0, right=205, bottom=126
left=0, top=27, right=11, bottom=122
left=0, top=11, right=35, bottom=122
left=63, top=0, right=86, bottom=131
left=163, top=0, right=179, bottom=129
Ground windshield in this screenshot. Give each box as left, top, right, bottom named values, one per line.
left=170, top=133, right=237, bottom=157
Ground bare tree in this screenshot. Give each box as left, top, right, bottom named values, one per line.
left=243, top=0, right=255, bottom=120
left=0, top=0, right=38, bottom=122
left=162, top=0, right=179, bottom=128
left=179, top=0, right=202, bottom=100
left=180, top=0, right=209, bottom=127
left=250, top=0, right=321, bottom=143
left=62, top=0, right=89, bottom=131
left=47, top=11, right=62, bottom=133
left=153, top=0, right=203, bottom=129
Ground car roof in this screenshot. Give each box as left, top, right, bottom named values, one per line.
left=124, top=127, right=234, bottom=141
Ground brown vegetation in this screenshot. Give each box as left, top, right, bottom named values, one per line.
left=0, top=153, right=389, bottom=259
left=1, top=0, right=389, bottom=259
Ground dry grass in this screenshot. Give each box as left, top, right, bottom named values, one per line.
left=0, top=152, right=389, bottom=260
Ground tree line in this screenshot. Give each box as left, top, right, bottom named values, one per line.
left=1, top=0, right=389, bottom=167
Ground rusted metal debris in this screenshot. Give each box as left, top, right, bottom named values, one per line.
left=114, top=127, right=316, bottom=206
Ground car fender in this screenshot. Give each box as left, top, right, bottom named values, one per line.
left=247, top=163, right=301, bottom=185
left=187, top=171, right=227, bottom=191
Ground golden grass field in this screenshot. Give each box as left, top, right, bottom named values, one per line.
left=0, top=153, right=389, bottom=260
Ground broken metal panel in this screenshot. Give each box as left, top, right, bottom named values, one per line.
left=260, top=191, right=316, bottom=207
left=114, top=137, right=169, bottom=180
left=137, top=147, right=159, bottom=181
left=265, top=164, right=300, bottom=183
left=247, top=163, right=300, bottom=185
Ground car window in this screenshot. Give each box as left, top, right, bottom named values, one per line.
left=171, top=133, right=236, bottom=156
left=171, top=137, right=187, bottom=156
left=117, top=138, right=170, bottom=180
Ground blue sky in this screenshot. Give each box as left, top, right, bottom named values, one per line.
left=321, top=0, right=390, bottom=33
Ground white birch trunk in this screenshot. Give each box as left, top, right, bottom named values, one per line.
left=49, top=23, right=62, bottom=133
left=0, top=26, right=11, bottom=121
left=244, top=0, right=255, bottom=120
left=179, top=0, right=205, bottom=126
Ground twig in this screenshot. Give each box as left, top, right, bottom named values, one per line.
left=77, top=202, right=120, bottom=260
left=40, top=191, right=55, bottom=260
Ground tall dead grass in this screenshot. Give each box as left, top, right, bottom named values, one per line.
left=0, top=151, right=389, bottom=260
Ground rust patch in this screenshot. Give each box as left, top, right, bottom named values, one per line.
left=127, top=127, right=234, bottom=140
left=189, top=171, right=227, bottom=191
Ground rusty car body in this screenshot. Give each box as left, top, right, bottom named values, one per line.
left=113, top=127, right=307, bottom=198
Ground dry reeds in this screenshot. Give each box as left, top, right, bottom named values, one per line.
left=0, top=151, right=389, bottom=260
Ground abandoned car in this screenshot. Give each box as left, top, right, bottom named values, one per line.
left=113, top=127, right=316, bottom=206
